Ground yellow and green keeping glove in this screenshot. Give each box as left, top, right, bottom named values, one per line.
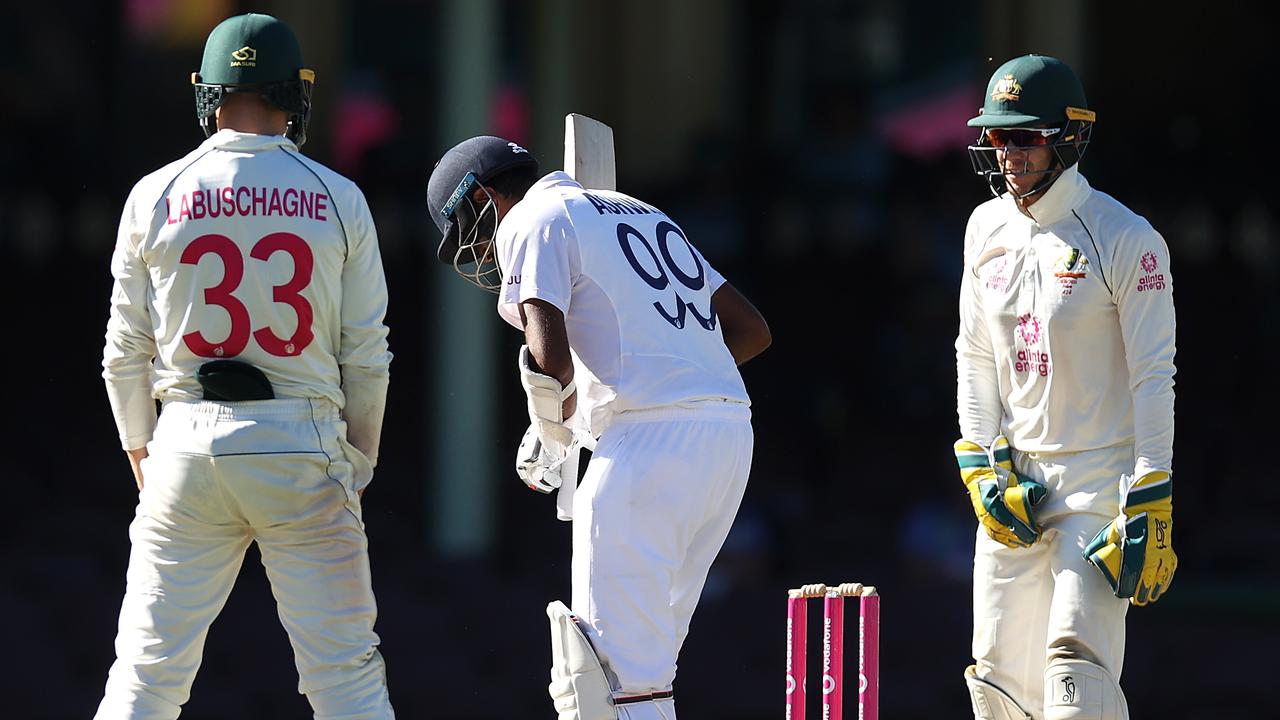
left=1084, top=470, right=1177, bottom=606
left=954, top=436, right=1048, bottom=549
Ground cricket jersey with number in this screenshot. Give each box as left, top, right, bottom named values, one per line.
left=102, top=130, right=392, bottom=450
left=955, top=164, right=1176, bottom=477
left=495, top=171, right=749, bottom=435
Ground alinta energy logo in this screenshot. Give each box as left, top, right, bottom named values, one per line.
left=1137, top=250, right=1167, bottom=293
left=230, top=46, right=257, bottom=68
left=1016, top=313, right=1042, bottom=345
left=1015, top=313, right=1051, bottom=377
left=985, top=256, right=1011, bottom=292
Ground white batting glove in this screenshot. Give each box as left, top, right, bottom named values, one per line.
left=515, top=423, right=565, bottom=493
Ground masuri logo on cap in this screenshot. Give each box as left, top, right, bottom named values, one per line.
left=230, top=46, right=257, bottom=67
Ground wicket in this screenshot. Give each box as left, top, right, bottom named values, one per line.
left=786, top=582, right=879, bottom=720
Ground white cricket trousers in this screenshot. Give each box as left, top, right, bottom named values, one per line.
left=570, top=404, right=753, bottom=720
left=94, top=398, right=394, bottom=720
left=971, top=444, right=1132, bottom=720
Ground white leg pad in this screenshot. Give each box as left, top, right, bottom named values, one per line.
left=1043, top=659, right=1129, bottom=720
left=965, top=665, right=1032, bottom=720
left=548, top=600, right=618, bottom=720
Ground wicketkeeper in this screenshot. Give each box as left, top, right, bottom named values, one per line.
left=954, top=54, right=1177, bottom=720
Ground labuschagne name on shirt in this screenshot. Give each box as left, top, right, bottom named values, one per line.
left=166, top=186, right=330, bottom=224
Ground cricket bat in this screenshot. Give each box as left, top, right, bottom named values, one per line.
left=564, top=113, right=616, bottom=191
left=551, top=112, right=613, bottom=521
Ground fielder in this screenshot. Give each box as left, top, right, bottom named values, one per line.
left=426, top=135, right=771, bottom=719
left=955, top=54, right=1177, bottom=720
left=95, top=13, right=394, bottom=719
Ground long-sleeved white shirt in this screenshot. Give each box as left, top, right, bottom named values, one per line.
left=102, top=131, right=392, bottom=461
left=956, top=164, right=1176, bottom=477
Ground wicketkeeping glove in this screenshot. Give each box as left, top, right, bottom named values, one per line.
left=955, top=436, right=1048, bottom=549
left=1083, top=470, right=1177, bottom=606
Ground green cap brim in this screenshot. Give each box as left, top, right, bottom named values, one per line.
left=968, top=112, right=1042, bottom=128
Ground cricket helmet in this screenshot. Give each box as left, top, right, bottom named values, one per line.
left=967, top=54, right=1096, bottom=198
left=426, top=135, right=538, bottom=291
left=191, top=13, right=316, bottom=146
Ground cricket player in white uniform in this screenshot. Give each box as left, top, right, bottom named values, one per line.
left=426, top=136, right=771, bottom=719
left=954, top=55, right=1177, bottom=720
left=95, top=14, right=395, bottom=719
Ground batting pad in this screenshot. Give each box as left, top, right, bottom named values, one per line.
left=966, top=665, right=1032, bottom=720
left=548, top=600, right=617, bottom=720
left=1043, top=659, right=1129, bottom=720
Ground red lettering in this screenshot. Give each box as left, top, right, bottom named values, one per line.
left=250, top=232, right=315, bottom=356
left=166, top=197, right=177, bottom=225
left=191, top=189, right=206, bottom=220
left=315, top=194, right=328, bottom=221
left=252, top=187, right=267, bottom=216
left=268, top=187, right=283, bottom=216
left=283, top=188, right=298, bottom=217
left=222, top=187, right=235, bottom=216
left=1137, top=274, right=1168, bottom=292
left=300, top=190, right=313, bottom=218
left=237, top=186, right=252, bottom=215
left=178, top=193, right=192, bottom=222
left=180, top=234, right=250, bottom=357
left=1015, top=352, right=1052, bottom=375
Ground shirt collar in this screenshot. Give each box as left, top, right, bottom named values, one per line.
left=1024, top=163, right=1091, bottom=226
left=199, top=129, right=298, bottom=152
left=529, top=170, right=584, bottom=193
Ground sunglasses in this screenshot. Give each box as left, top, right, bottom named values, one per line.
left=985, top=127, right=1061, bottom=148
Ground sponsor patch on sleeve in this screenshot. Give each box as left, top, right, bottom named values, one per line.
left=1136, top=251, right=1167, bottom=292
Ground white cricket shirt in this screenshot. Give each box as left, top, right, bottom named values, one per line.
left=103, top=131, right=392, bottom=451
left=956, top=164, right=1176, bottom=477
left=496, top=172, right=749, bottom=435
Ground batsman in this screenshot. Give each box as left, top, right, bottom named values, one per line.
left=426, top=129, right=770, bottom=719
left=954, top=55, right=1178, bottom=720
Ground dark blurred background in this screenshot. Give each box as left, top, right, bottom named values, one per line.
left=4, top=1, right=1276, bottom=718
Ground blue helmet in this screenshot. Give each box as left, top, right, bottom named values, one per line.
left=426, top=136, right=538, bottom=290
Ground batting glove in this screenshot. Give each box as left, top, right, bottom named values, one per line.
left=1084, top=470, right=1177, bottom=605
left=955, top=436, right=1048, bottom=549
left=515, top=423, right=565, bottom=494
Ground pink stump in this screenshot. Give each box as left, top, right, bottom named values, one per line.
left=858, top=593, right=880, bottom=720
left=823, top=593, right=845, bottom=720
left=787, top=594, right=808, bottom=720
